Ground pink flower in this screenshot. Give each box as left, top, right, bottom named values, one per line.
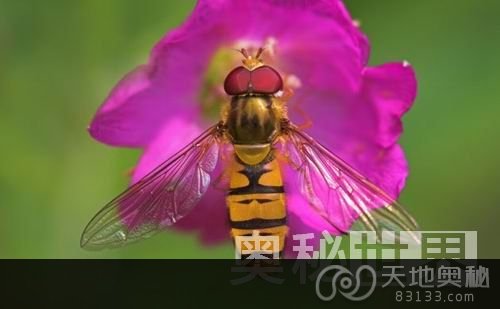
left=89, top=0, right=417, bottom=254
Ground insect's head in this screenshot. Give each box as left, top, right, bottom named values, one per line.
left=223, top=47, right=283, bottom=96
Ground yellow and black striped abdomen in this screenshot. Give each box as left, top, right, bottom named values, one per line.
left=226, top=151, right=288, bottom=257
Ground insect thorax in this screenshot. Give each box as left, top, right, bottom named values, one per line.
left=226, top=95, right=280, bottom=146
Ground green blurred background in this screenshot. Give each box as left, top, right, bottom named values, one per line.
left=0, top=0, right=499, bottom=258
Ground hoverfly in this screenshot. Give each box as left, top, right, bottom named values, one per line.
left=81, top=48, right=419, bottom=257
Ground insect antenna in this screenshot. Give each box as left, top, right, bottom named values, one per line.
left=255, top=47, right=265, bottom=60
left=240, top=48, right=250, bottom=58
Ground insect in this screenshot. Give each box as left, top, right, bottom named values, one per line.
left=81, top=48, right=419, bottom=257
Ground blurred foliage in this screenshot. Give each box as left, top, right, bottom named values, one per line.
left=0, top=0, right=499, bottom=258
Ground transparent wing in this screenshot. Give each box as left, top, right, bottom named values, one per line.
left=81, top=124, right=224, bottom=250
left=280, top=123, right=419, bottom=241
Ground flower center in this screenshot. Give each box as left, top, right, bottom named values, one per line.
left=199, top=48, right=238, bottom=120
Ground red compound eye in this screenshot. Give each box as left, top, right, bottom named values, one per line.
left=250, top=66, right=283, bottom=94
left=224, top=66, right=251, bottom=95
left=223, top=65, right=283, bottom=95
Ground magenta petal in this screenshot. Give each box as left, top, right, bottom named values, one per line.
left=274, top=0, right=369, bottom=94
left=331, top=63, right=416, bottom=197
left=89, top=65, right=154, bottom=147
left=89, top=1, right=223, bottom=147
left=283, top=146, right=409, bottom=258
left=130, top=118, right=229, bottom=243
left=174, top=184, right=231, bottom=245
left=131, top=118, right=202, bottom=182
left=349, top=143, right=409, bottom=199
left=336, top=1, right=370, bottom=66
left=284, top=62, right=416, bottom=254
left=295, top=62, right=415, bottom=195
left=88, top=60, right=203, bottom=148
left=283, top=189, right=341, bottom=259
left=362, top=62, right=417, bottom=148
